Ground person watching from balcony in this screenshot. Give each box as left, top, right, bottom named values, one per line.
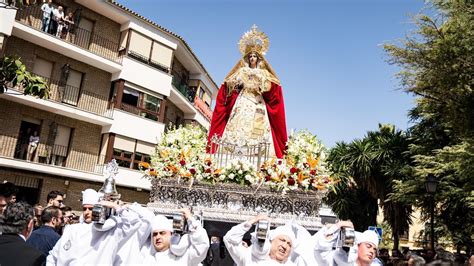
left=27, top=130, right=39, bottom=161
left=312, top=220, right=380, bottom=266
left=59, top=12, right=74, bottom=39
left=46, top=190, right=64, bottom=208
left=40, top=0, right=53, bottom=33
left=49, top=5, right=63, bottom=36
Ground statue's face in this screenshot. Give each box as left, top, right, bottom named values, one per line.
left=248, top=52, right=259, bottom=68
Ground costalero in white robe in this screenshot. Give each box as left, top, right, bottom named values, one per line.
left=46, top=204, right=143, bottom=266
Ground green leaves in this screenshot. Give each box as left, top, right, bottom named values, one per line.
left=384, top=0, right=474, bottom=252
left=0, top=56, right=50, bottom=99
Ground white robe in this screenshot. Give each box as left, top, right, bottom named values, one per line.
left=46, top=205, right=142, bottom=266
left=312, top=225, right=381, bottom=266
left=223, top=222, right=298, bottom=266
left=140, top=217, right=209, bottom=266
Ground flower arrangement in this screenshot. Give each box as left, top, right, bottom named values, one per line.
left=141, top=125, right=337, bottom=192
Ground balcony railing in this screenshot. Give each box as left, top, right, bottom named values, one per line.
left=0, top=134, right=105, bottom=174
left=9, top=74, right=114, bottom=118
left=171, top=76, right=196, bottom=103
left=15, top=5, right=123, bottom=63
left=194, top=95, right=212, bottom=121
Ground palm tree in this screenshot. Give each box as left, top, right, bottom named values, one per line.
left=326, top=124, right=413, bottom=249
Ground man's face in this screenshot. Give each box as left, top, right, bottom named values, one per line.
left=0, top=195, right=7, bottom=214
left=152, top=230, right=171, bottom=252
left=358, top=242, right=377, bottom=264
left=82, top=204, right=93, bottom=224
left=269, top=234, right=292, bottom=263
left=53, top=210, right=63, bottom=229
left=49, top=195, right=64, bottom=207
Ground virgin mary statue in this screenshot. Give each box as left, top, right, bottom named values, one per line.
left=207, top=25, right=288, bottom=158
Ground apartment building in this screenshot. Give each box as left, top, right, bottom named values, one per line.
left=0, top=0, right=218, bottom=210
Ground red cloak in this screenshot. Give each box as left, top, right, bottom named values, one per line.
left=207, top=82, right=288, bottom=158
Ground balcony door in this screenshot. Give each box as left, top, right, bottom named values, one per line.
left=62, top=69, right=83, bottom=106
left=77, top=17, right=94, bottom=49
left=50, top=125, right=72, bottom=166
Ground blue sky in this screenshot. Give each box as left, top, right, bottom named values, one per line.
left=118, top=0, right=426, bottom=147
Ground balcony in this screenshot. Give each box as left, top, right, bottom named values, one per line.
left=15, top=5, right=123, bottom=64
left=0, top=134, right=105, bottom=174
left=171, top=76, right=196, bottom=103
left=9, top=74, right=113, bottom=119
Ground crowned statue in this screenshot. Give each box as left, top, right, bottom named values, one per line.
left=207, top=25, right=288, bottom=158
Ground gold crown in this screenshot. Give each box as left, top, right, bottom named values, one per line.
left=239, top=25, right=269, bottom=56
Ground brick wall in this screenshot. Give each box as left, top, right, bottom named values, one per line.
left=0, top=98, right=102, bottom=169
left=4, top=36, right=112, bottom=108
left=0, top=167, right=150, bottom=211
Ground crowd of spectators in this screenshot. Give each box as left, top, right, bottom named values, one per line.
left=0, top=181, right=472, bottom=265
left=41, top=0, right=75, bottom=39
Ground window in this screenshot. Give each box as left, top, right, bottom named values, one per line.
left=33, top=57, right=53, bottom=79
left=198, top=88, right=205, bottom=100
left=123, top=88, right=139, bottom=107
left=112, top=136, right=154, bottom=170
left=113, top=148, right=133, bottom=168
left=132, top=152, right=151, bottom=170
left=120, top=86, right=162, bottom=121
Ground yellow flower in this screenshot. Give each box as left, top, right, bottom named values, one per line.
left=139, top=162, right=150, bottom=169
left=307, top=155, right=319, bottom=169
left=160, top=150, right=169, bottom=158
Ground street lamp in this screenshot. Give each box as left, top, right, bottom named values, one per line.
left=425, top=174, right=438, bottom=250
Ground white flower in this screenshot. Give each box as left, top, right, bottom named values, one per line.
left=219, top=175, right=226, bottom=181
left=238, top=170, right=243, bottom=175
left=229, top=173, right=235, bottom=179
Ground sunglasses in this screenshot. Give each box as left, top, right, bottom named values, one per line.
left=83, top=207, right=93, bottom=211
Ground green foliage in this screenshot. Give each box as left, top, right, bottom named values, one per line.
left=384, top=0, right=474, bottom=252
left=0, top=56, right=49, bottom=99
left=325, top=124, right=413, bottom=248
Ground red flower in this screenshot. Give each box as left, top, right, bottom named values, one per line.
left=310, top=170, right=316, bottom=175
left=287, top=178, right=296, bottom=186
left=205, top=168, right=211, bottom=173
left=206, top=161, right=212, bottom=166
left=179, top=160, right=186, bottom=166
left=278, top=160, right=283, bottom=165
left=189, top=168, right=196, bottom=175
left=265, top=175, right=271, bottom=182
left=290, top=167, right=298, bottom=174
